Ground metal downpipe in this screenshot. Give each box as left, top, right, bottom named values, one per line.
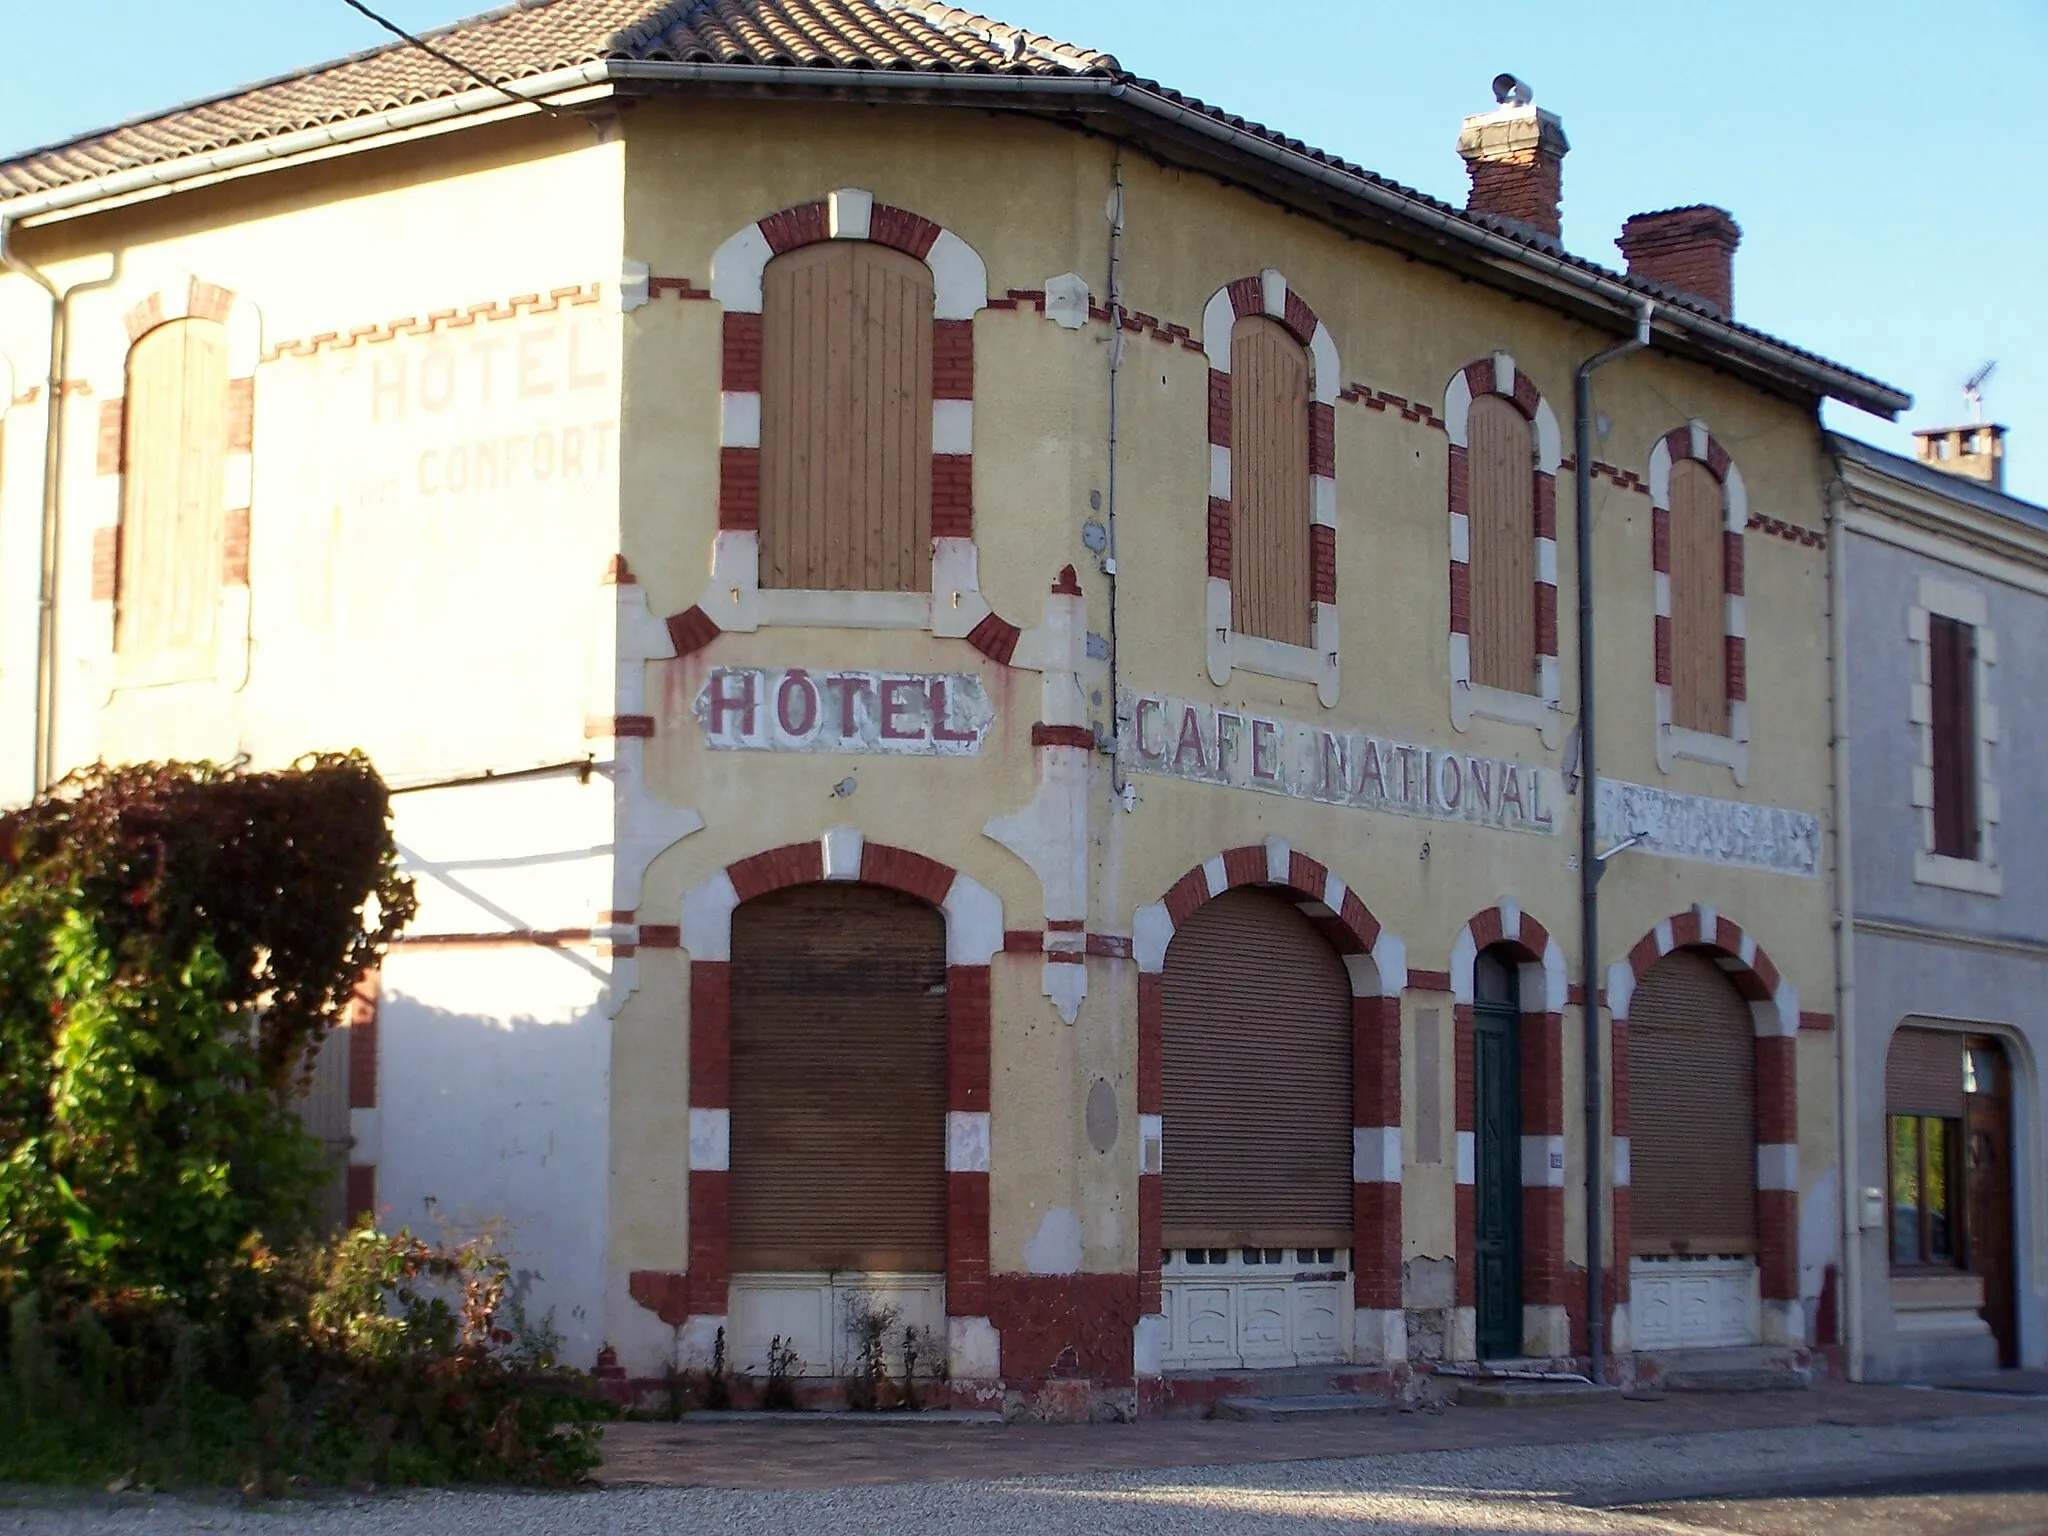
left=1575, top=301, right=1652, bottom=1384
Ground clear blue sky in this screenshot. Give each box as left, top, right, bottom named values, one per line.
left=5, top=0, right=2043, bottom=503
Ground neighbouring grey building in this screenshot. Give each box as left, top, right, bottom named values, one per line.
left=1832, top=425, right=2046, bottom=1378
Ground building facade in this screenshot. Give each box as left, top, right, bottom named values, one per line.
left=1831, top=431, right=2046, bottom=1378
left=1, top=0, right=1910, bottom=1414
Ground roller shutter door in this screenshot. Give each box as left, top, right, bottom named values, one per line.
left=1161, top=887, right=1353, bottom=1248
left=729, top=884, right=948, bottom=1272
left=1887, top=1026, right=1963, bottom=1117
left=1628, top=950, right=1756, bottom=1255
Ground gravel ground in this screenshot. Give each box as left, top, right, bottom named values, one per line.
left=4, top=1410, right=2045, bottom=1535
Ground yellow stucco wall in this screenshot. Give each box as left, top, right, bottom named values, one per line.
left=606, top=97, right=1840, bottom=1318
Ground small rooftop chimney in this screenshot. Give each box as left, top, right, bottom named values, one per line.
left=1913, top=424, right=2007, bottom=492
left=1617, top=206, right=1742, bottom=319
left=1457, top=74, right=1568, bottom=242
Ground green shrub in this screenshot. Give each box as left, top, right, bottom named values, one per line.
left=0, top=757, right=609, bottom=1489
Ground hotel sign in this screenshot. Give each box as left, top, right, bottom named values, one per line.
left=695, top=667, right=994, bottom=754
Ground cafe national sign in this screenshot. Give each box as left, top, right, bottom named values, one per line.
left=1117, top=691, right=1560, bottom=836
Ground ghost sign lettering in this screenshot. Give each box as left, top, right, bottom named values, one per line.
left=1596, top=778, right=1818, bottom=877
left=695, top=667, right=994, bottom=754
left=1118, top=690, right=1558, bottom=835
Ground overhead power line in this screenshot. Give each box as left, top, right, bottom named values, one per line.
left=337, top=0, right=573, bottom=117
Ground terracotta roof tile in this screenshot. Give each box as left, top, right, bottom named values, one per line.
left=0, top=0, right=1115, bottom=200
left=0, top=0, right=1902, bottom=410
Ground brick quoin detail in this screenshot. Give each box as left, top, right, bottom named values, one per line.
left=1610, top=909, right=1799, bottom=1310
left=345, top=970, right=380, bottom=1226
left=1450, top=904, right=1573, bottom=1346
left=667, top=839, right=994, bottom=1335
left=1136, top=843, right=1400, bottom=1335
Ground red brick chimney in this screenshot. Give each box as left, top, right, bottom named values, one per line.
left=1457, top=76, right=1569, bottom=241
left=1617, top=206, right=1742, bottom=318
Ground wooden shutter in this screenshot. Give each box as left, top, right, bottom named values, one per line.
left=759, top=241, right=933, bottom=593
left=1468, top=394, right=1536, bottom=693
left=1229, top=317, right=1312, bottom=647
left=1887, top=1027, right=1964, bottom=1118
left=1160, top=887, right=1352, bottom=1247
left=1627, top=950, right=1756, bottom=1255
left=118, top=318, right=229, bottom=654
left=1668, top=459, right=1727, bottom=734
left=728, top=884, right=948, bottom=1272
left=1928, top=616, right=1978, bottom=858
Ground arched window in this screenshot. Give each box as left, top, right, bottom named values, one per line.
left=1668, top=458, right=1727, bottom=734
left=1466, top=393, right=1537, bottom=693
left=1229, top=316, right=1312, bottom=647
left=1444, top=354, right=1562, bottom=743
left=1198, top=271, right=1339, bottom=703
left=1649, top=423, right=1748, bottom=778
left=759, top=240, right=934, bottom=593
left=117, top=317, right=229, bottom=654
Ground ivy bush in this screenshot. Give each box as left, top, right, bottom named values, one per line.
left=0, top=756, right=609, bottom=1488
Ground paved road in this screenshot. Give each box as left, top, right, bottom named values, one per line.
left=3, top=1402, right=2044, bottom=1535
left=1620, top=1464, right=2048, bottom=1535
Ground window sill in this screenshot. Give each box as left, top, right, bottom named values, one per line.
left=1204, top=579, right=1339, bottom=706
left=754, top=589, right=931, bottom=630
left=1660, top=721, right=1750, bottom=785
left=1451, top=679, right=1563, bottom=748
left=112, top=644, right=218, bottom=692
left=1914, top=851, right=2002, bottom=896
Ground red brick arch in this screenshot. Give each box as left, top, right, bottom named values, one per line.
left=1129, top=837, right=1407, bottom=1364
left=1606, top=904, right=1802, bottom=1341
left=633, top=831, right=1004, bottom=1379
left=1448, top=901, right=1574, bottom=1358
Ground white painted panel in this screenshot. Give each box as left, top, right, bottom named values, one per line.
left=1628, top=1256, right=1760, bottom=1349
left=729, top=1272, right=945, bottom=1377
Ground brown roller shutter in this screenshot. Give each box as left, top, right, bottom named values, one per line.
left=1161, top=887, right=1352, bottom=1248
left=1887, top=1026, right=1964, bottom=1117
left=729, top=884, right=947, bottom=1272
left=1628, top=949, right=1756, bottom=1255
left=759, top=241, right=934, bottom=593
left=1669, top=459, right=1728, bottom=735
left=1230, top=317, right=1312, bottom=647
left=1468, top=392, right=1536, bottom=693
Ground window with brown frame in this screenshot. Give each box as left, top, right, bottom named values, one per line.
left=1229, top=316, right=1312, bottom=647
left=117, top=318, right=230, bottom=655
left=758, top=240, right=934, bottom=593
left=1889, top=1114, right=1959, bottom=1268
left=1466, top=393, right=1536, bottom=693
left=1667, top=458, right=1727, bottom=734
left=1928, top=614, right=1979, bottom=859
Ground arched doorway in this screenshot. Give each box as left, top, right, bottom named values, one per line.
left=1885, top=1026, right=2016, bottom=1370
left=1627, top=949, right=1760, bottom=1349
left=727, top=882, right=949, bottom=1374
left=1159, top=886, right=1353, bottom=1369
left=1473, top=947, right=1524, bottom=1359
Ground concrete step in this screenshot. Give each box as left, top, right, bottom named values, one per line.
left=1455, top=1379, right=1620, bottom=1409
left=1213, top=1393, right=1391, bottom=1423
left=1648, top=1345, right=1810, bottom=1393
left=1660, top=1367, right=1809, bottom=1393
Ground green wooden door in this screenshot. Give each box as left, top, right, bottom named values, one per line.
left=1474, top=951, right=1523, bottom=1360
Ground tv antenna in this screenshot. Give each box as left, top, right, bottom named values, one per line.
left=1963, top=360, right=1997, bottom=422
